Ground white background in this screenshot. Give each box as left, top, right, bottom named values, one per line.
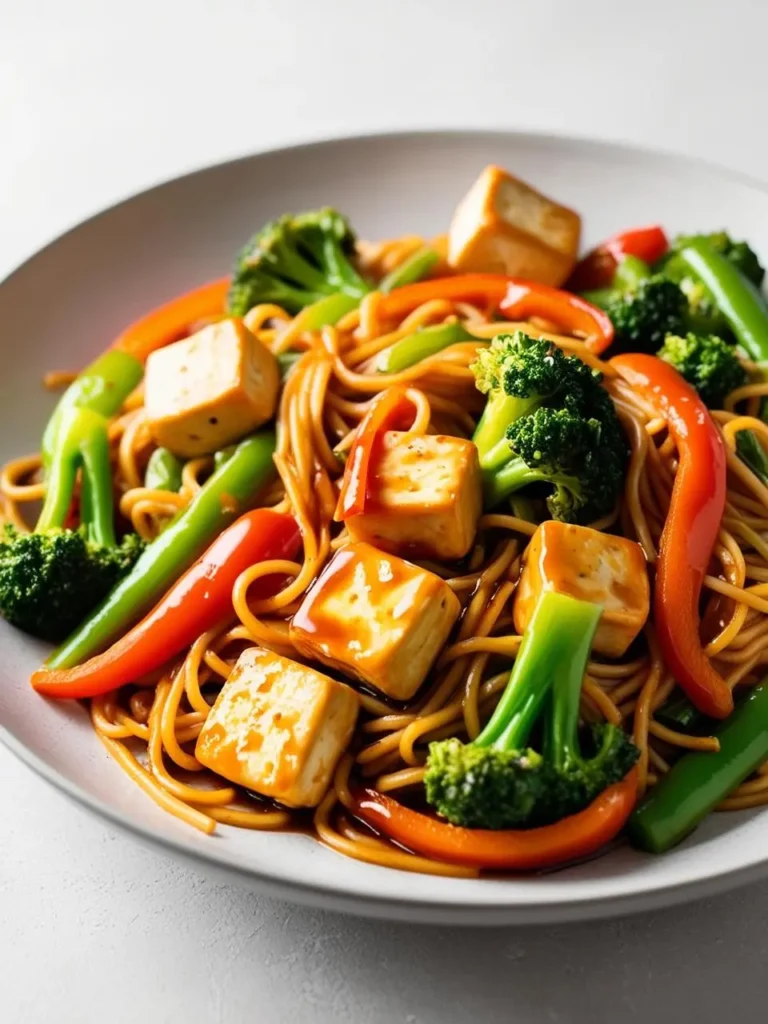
left=3, top=1, right=768, bottom=1021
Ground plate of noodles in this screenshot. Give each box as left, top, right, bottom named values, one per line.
left=3, top=130, right=768, bottom=924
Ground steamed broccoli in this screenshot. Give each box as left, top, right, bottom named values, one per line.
left=471, top=332, right=628, bottom=522
left=424, top=590, right=639, bottom=829
left=0, top=527, right=144, bottom=643
left=657, top=332, right=748, bottom=408
left=227, top=208, right=371, bottom=316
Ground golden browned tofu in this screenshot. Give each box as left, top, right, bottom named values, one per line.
left=195, top=647, right=358, bottom=808
left=448, top=165, right=581, bottom=286
left=513, top=521, right=649, bottom=657
left=290, top=542, right=461, bottom=701
left=345, top=431, right=482, bottom=560
left=145, top=318, right=279, bottom=458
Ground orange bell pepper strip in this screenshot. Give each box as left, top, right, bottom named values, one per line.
left=567, top=225, right=669, bottom=292
left=377, top=274, right=614, bottom=353
left=334, top=386, right=418, bottom=520
left=611, top=353, right=732, bottom=719
left=352, top=769, right=638, bottom=871
left=31, top=509, right=299, bottom=700
left=111, top=277, right=230, bottom=363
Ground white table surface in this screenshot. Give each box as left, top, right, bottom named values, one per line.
left=3, top=2, right=768, bottom=1021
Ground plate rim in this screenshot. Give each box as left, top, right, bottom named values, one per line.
left=4, top=126, right=768, bottom=924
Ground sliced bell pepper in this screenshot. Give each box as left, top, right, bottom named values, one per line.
left=377, top=274, right=614, bottom=353
left=111, top=278, right=230, bottom=363
left=334, top=386, right=418, bottom=520
left=352, top=769, right=638, bottom=871
left=567, top=225, right=669, bottom=292
left=611, top=353, right=731, bottom=719
left=31, top=509, right=299, bottom=700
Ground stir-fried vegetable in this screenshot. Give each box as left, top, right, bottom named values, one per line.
left=32, top=509, right=300, bottom=699
left=354, top=770, right=638, bottom=871
left=0, top=351, right=146, bottom=642
left=567, top=225, right=669, bottom=292
left=630, top=679, right=768, bottom=853
left=471, top=332, right=627, bottom=520
left=144, top=447, right=183, bottom=493
left=657, top=332, right=747, bottom=409
left=611, top=354, right=731, bottom=719
left=424, top=591, right=639, bottom=829
left=47, top=431, right=277, bottom=669
left=379, top=246, right=440, bottom=292
left=111, top=278, right=229, bottom=363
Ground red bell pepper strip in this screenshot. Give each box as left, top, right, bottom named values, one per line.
left=352, top=769, right=638, bottom=871
left=31, top=509, right=300, bottom=700
left=111, top=277, right=230, bottom=363
left=335, top=386, right=418, bottom=520
left=567, top=226, right=669, bottom=292
left=499, top=281, right=614, bottom=353
left=611, top=353, right=732, bottom=719
left=377, top=274, right=614, bottom=353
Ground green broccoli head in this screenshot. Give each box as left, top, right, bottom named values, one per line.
left=604, top=276, right=688, bottom=351
left=658, top=332, right=748, bottom=408
left=0, top=526, right=146, bottom=643
left=227, top=207, right=370, bottom=316
left=424, top=739, right=552, bottom=829
left=556, top=723, right=640, bottom=815
left=472, top=332, right=571, bottom=400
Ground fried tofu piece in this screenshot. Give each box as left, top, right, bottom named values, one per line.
left=195, top=647, right=358, bottom=808
left=513, top=521, right=649, bottom=657
left=345, top=431, right=482, bottom=560
left=448, top=165, right=581, bottom=286
left=290, top=542, right=461, bottom=701
left=145, top=318, right=279, bottom=458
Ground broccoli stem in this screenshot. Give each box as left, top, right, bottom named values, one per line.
left=482, top=455, right=580, bottom=509
left=78, top=418, right=116, bottom=547
left=475, top=591, right=602, bottom=751
left=473, top=393, right=539, bottom=472
left=37, top=406, right=114, bottom=545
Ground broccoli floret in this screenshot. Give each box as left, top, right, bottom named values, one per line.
left=658, top=332, right=748, bottom=408
left=0, top=526, right=145, bottom=643
left=471, top=332, right=628, bottom=521
left=604, top=276, right=688, bottom=350
left=424, top=590, right=639, bottom=829
left=227, top=207, right=371, bottom=316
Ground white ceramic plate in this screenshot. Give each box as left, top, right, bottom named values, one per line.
left=3, top=130, right=768, bottom=925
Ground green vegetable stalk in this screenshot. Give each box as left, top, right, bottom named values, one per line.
left=424, top=591, right=639, bottom=829
left=377, top=321, right=475, bottom=374
left=48, top=431, right=277, bottom=669
left=380, top=247, right=440, bottom=293
left=144, top=448, right=183, bottom=493
left=630, top=679, right=768, bottom=854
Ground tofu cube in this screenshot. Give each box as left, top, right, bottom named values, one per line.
left=448, top=165, right=581, bottom=286
left=290, top=542, right=462, bottom=701
left=345, top=431, right=482, bottom=560
left=145, top=318, right=279, bottom=458
left=195, top=647, right=359, bottom=808
left=513, top=521, right=649, bottom=658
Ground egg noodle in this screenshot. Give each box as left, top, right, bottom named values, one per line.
left=3, top=236, right=768, bottom=878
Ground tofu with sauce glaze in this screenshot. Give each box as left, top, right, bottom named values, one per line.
left=195, top=647, right=359, bottom=808
left=513, top=521, right=649, bottom=658
left=345, top=431, right=482, bottom=560
left=290, top=542, right=462, bottom=701
left=448, top=165, right=581, bottom=286
left=145, top=318, right=279, bottom=458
